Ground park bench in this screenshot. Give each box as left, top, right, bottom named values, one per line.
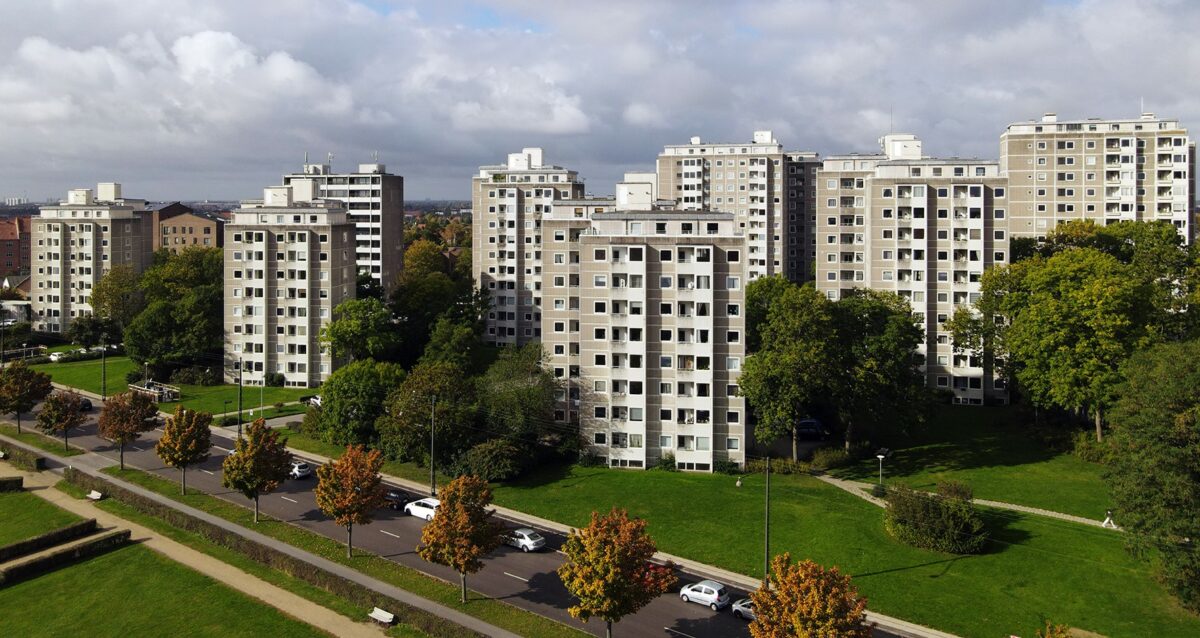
left=368, top=607, right=395, bottom=625
left=86, top=490, right=103, bottom=501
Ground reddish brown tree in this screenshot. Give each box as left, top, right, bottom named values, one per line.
left=315, top=444, right=386, bottom=558
left=417, top=475, right=504, bottom=602
left=35, top=390, right=88, bottom=452
left=155, top=405, right=212, bottom=494
left=221, top=418, right=292, bottom=522
left=749, top=553, right=869, bottom=638
left=97, top=391, right=159, bottom=469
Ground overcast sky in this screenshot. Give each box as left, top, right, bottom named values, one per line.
left=1, top=0, right=1197, bottom=202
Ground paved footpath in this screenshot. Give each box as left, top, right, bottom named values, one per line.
left=815, top=474, right=1122, bottom=530
left=0, top=464, right=384, bottom=638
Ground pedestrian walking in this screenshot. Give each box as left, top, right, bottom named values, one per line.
left=1102, top=509, right=1117, bottom=529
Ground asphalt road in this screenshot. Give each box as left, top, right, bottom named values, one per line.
left=35, top=406, right=902, bottom=638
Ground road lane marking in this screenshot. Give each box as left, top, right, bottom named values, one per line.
left=200, top=469, right=215, bottom=475
left=664, top=629, right=699, bottom=638
left=380, top=530, right=400, bottom=539
left=503, top=572, right=529, bottom=583
left=130, top=445, right=145, bottom=452
left=280, top=496, right=298, bottom=503
left=213, top=446, right=233, bottom=453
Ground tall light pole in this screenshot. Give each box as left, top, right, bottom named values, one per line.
left=876, top=453, right=886, bottom=485
left=429, top=394, right=437, bottom=497
left=100, top=340, right=107, bottom=401
left=764, top=456, right=771, bottom=585
left=237, top=358, right=244, bottom=439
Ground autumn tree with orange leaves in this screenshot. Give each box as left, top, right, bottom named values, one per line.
left=315, top=444, right=386, bottom=558
left=222, top=418, right=292, bottom=523
left=155, top=405, right=212, bottom=495
left=418, top=475, right=504, bottom=603
left=557, top=508, right=677, bottom=638
left=749, top=553, right=869, bottom=638
left=98, top=391, right=158, bottom=470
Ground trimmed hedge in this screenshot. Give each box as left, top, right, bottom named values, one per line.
left=62, top=468, right=485, bottom=638
left=0, top=529, right=130, bottom=586
left=0, top=442, right=47, bottom=471
left=0, top=476, right=23, bottom=492
left=884, top=484, right=989, bottom=554
left=0, top=518, right=98, bottom=562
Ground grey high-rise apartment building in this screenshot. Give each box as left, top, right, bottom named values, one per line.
left=816, top=135, right=1010, bottom=405
left=224, top=180, right=356, bottom=387
left=31, top=183, right=154, bottom=333
left=283, top=161, right=404, bottom=291
left=1000, top=113, right=1195, bottom=242
left=471, top=148, right=585, bottom=346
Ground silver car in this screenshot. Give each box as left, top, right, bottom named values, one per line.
left=505, top=528, right=546, bottom=552
left=732, top=598, right=755, bottom=620
left=680, top=579, right=731, bottom=611
left=404, top=497, right=440, bottom=521
left=289, top=461, right=312, bottom=479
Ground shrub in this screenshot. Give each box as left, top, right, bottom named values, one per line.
left=0, top=476, right=22, bottom=492
left=221, top=416, right=238, bottom=427
left=713, top=458, right=741, bottom=475
left=936, top=480, right=974, bottom=502
left=125, top=370, right=145, bottom=384
left=809, top=447, right=852, bottom=472
left=457, top=439, right=527, bottom=482
left=0, top=443, right=47, bottom=472
left=300, top=406, right=322, bottom=436
left=264, top=372, right=286, bottom=387
left=1072, top=430, right=1113, bottom=464
left=285, top=421, right=302, bottom=432
left=1036, top=621, right=1073, bottom=638
left=169, top=366, right=222, bottom=386
left=746, top=458, right=811, bottom=475
left=651, top=452, right=679, bottom=471
left=884, top=484, right=988, bottom=554
left=273, top=401, right=285, bottom=411
left=869, top=483, right=888, bottom=499
left=577, top=451, right=603, bottom=468
left=0, top=519, right=98, bottom=562
left=60, top=468, right=486, bottom=638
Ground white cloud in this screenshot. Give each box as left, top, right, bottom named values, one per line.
left=623, top=102, right=667, bottom=128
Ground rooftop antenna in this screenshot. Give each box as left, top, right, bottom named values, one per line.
left=1140, top=96, right=1145, bottom=114
left=373, top=150, right=379, bottom=162
left=889, top=106, right=894, bottom=134
left=304, top=151, right=309, bottom=164
left=326, top=152, right=334, bottom=166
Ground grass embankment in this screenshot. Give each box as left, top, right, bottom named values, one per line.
left=493, top=465, right=1200, bottom=638
left=833, top=405, right=1111, bottom=518
left=0, top=423, right=85, bottom=457
left=0, top=489, right=82, bottom=546
left=279, top=430, right=453, bottom=486
left=0, top=543, right=332, bottom=638
left=32, top=355, right=139, bottom=397
left=100, top=466, right=588, bottom=638
left=53, top=480, right=429, bottom=638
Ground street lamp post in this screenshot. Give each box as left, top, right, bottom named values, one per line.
left=237, top=358, right=244, bottom=439
left=429, top=394, right=437, bottom=497
left=101, top=341, right=107, bottom=401
left=876, top=453, right=886, bottom=485
left=764, top=456, right=770, bottom=584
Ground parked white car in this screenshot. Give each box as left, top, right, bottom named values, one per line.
left=680, top=579, right=731, bottom=611
left=289, top=461, right=312, bottom=480
left=48, top=352, right=65, bottom=362
left=504, top=527, right=546, bottom=552
left=404, top=498, right=440, bottom=521
left=731, top=598, right=755, bottom=620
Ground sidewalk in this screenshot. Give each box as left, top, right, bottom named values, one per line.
left=0, top=464, right=384, bottom=638
left=814, top=474, right=1120, bottom=530
left=0, top=433, right=520, bottom=638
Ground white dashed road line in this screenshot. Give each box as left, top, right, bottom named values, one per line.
left=200, top=469, right=215, bottom=475
left=280, top=496, right=298, bottom=503
left=380, top=530, right=400, bottom=539
left=664, top=629, right=699, bottom=638
left=504, top=572, right=529, bottom=583
left=213, top=446, right=233, bottom=453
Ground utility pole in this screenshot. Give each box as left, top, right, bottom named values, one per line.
left=101, top=340, right=107, bottom=401
left=429, top=394, right=437, bottom=497
left=237, top=358, right=244, bottom=439
left=764, top=456, right=771, bottom=586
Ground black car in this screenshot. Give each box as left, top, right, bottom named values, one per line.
left=79, top=398, right=93, bottom=411
left=383, top=489, right=414, bottom=510
left=796, top=418, right=830, bottom=441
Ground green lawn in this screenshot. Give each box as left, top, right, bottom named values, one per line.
left=228, top=402, right=309, bottom=424
left=493, top=465, right=1200, bottom=638
left=0, top=423, right=85, bottom=457
left=31, top=355, right=139, bottom=397
left=0, top=490, right=82, bottom=546
left=0, top=543, right=329, bottom=638
left=52, top=480, right=430, bottom=638
left=161, top=384, right=310, bottom=415
left=101, top=467, right=588, bottom=638
left=279, top=429, right=453, bottom=486
left=833, top=405, right=1111, bottom=518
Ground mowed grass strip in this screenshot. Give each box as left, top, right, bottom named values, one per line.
left=101, top=467, right=589, bottom=638
left=31, top=355, right=139, bottom=397
left=161, top=384, right=311, bottom=415
left=492, top=464, right=1200, bottom=638
left=833, top=405, right=1111, bottom=518
left=280, top=430, right=454, bottom=487
left=0, top=423, right=85, bottom=457
left=52, top=480, right=431, bottom=638
left=0, top=543, right=331, bottom=638
left=0, top=489, right=82, bottom=546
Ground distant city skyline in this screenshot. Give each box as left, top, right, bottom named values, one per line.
left=2, top=0, right=1198, bottom=200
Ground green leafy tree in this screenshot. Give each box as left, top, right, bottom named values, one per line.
left=404, top=239, right=448, bottom=279
left=745, top=275, right=794, bottom=352
left=1107, top=340, right=1200, bottom=612
left=319, top=297, right=399, bottom=362
left=319, top=359, right=406, bottom=445
left=421, top=317, right=481, bottom=371
left=557, top=508, right=677, bottom=638
left=477, top=342, right=558, bottom=445
left=740, top=285, right=840, bottom=460
left=97, top=391, right=159, bottom=469
left=91, top=264, right=143, bottom=329
left=125, top=247, right=223, bottom=373
left=123, top=300, right=178, bottom=373
left=355, top=272, right=384, bottom=300
left=156, top=405, right=212, bottom=494
left=222, top=418, right=293, bottom=522
left=390, top=271, right=459, bottom=367
left=0, top=360, right=53, bottom=434
left=749, top=553, right=870, bottom=638
left=417, top=475, right=505, bottom=602
left=315, top=444, right=386, bottom=558
left=67, top=314, right=118, bottom=348
left=377, top=361, right=478, bottom=464
left=36, top=390, right=88, bottom=452
left=140, top=246, right=223, bottom=302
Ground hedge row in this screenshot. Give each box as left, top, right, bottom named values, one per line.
left=0, top=476, right=22, bottom=492
left=0, top=442, right=46, bottom=471
left=0, top=529, right=130, bottom=586
left=63, top=468, right=485, bottom=638
left=884, top=484, right=989, bottom=554
left=0, top=518, right=98, bottom=563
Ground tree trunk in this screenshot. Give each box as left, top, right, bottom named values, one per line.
left=181, top=468, right=187, bottom=495
left=254, top=495, right=260, bottom=523
left=1094, top=405, right=1103, bottom=443
left=63, top=430, right=69, bottom=451
left=119, top=442, right=125, bottom=470
left=346, top=524, right=353, bottom=559
left=15, top=412, right=20, bottom=434
left=606, top=620, right=613, bottom=638
left=791, top=424, right=798, bottom=461
left=843, top=419, right=854, bottom=452
left=459, top=572, right=467, bottom=604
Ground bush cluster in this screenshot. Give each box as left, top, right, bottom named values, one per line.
left=809, top=447, right=852, bottom=472
left=577, top=450, right=603, bottom=467
left=169, top=366, right=222, bottom=386
left=712, top=458, right=741, bottom=475
left=745, top=458, right=811, bottom=475
left=264, top=372, right=286, bottom=387
left=0, top=443, right=47, bottom=471
left=0, top=529, right=130, bottom=586
left=0, top=519, right=98, bottom=563
left=61, top=468, right=486, bottom=638
left=1071, top=430, right=1113, bottom=464
left=650, top=452, right=679, bottom=471
left=454, top=439, right=526, bottom=482
left=883, top=483, right=989, bottom=554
